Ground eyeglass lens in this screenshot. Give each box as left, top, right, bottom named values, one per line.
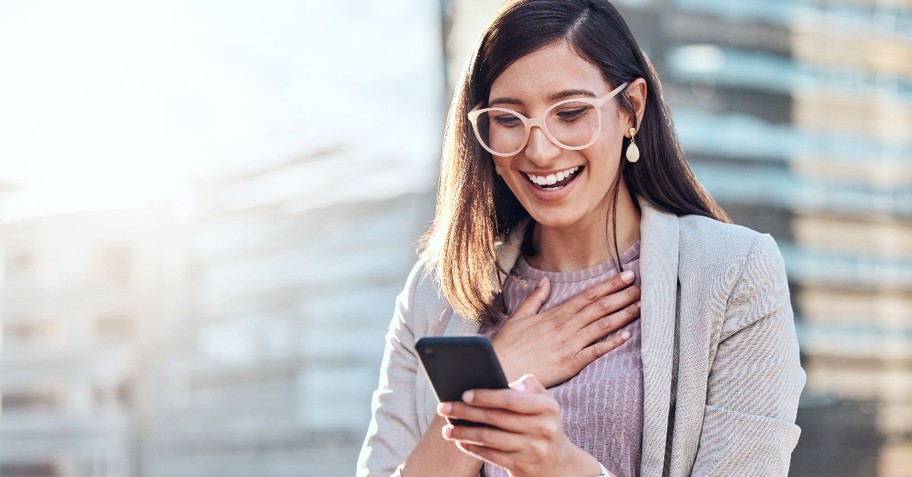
left=476, top=100, right=599, bottom=155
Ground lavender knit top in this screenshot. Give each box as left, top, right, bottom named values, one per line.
left=482, top=241, right=643, bottom=477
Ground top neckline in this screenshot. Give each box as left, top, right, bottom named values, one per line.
left=514, top=240, right=641, bottom=284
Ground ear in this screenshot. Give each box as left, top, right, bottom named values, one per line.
left=622, top=77, right=647, bottom=132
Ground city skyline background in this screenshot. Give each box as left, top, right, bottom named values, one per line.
left=0, top=0, right=909, bottom=476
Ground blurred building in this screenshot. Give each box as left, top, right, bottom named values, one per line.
left=0, top=207, right=185, bottom=477
left=140, top=1, right=444, bottom=475
left=140, top=150, right=434, bottom=477
left=611, top=0, right=912, bottom=475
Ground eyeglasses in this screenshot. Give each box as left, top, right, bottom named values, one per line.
left=467, top=82, right=629, bottom=157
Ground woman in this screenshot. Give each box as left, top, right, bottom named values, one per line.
left=357, top=0, right=805, bottom=476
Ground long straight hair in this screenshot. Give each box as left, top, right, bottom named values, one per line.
left=422, top=0, right=729, bottom=325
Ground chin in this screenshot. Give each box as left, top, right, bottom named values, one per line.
left=528, top=210, right=586, bottom=229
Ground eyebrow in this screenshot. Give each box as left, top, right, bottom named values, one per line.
left=488, top=89, right=597, bottom=107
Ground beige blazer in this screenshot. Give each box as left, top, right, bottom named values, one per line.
left=357, top=199, right=805, bottom=476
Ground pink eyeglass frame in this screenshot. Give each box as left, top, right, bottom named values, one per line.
left=467, top=81, right=630, bottom=157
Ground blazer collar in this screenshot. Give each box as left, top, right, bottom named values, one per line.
left=637, top=197, right=680, bottom=475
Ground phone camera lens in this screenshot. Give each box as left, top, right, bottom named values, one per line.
left=422, top=348, right=434, bottom=356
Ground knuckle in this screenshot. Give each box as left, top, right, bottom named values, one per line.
left=517, top=461, right=535, bottom=475
left=545, top=399, right=560, bottom=415
left=599, top=316, right=615, bottom=331
left=597, top=297, right=613, bottom=312
left=531, top=443, right=548, bottom=459
left=503, top=392, right=517, bottom=408
left=483, top=408, right=499, bottom=425
left=583, top=286, right=600, bottom=302
left=627, top=286, right=640, bottom=299
left=544, top=420, right=559, bottom=437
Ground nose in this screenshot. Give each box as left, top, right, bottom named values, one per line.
left=524, top=125, right=561, bottom=166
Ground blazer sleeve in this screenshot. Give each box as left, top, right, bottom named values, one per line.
left=691, top=234, right=806, bottom=476
left=356, top=262, right=428, bottom=477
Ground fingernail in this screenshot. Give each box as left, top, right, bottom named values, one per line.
left=462, top=390, right=474, bottom=403
left=621, top=330, right=631, bottom=340
left=621, top=270, right=635, bottom=282
left=442, top=424, right=454, bottom=438
left=437, top=402, right=452, bottom=415
left=536, top=277, right=547, bottom=289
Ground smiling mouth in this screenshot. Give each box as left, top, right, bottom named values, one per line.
left=524, top=166, right=582, bottom=190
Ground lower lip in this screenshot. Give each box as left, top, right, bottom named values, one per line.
left=523, top=169, right=582, bottom=201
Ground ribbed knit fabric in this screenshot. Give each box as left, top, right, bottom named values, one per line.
left=481, top=242, right=642, bottom=477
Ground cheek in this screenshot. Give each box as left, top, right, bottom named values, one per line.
left=493, top=158, right=520, bottom=183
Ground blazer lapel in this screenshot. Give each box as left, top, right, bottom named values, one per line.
left=637, top=199, right=680, bottom=476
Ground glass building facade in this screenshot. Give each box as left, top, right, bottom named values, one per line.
left=611, top=0, right=912, bottom=475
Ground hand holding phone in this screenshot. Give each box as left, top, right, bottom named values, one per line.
left=415, top=335, right=509, bottom=427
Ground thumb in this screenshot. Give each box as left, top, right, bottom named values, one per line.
left=510, top=374, right=547, bottom=394
left=512, top=276, right=550, bottom=319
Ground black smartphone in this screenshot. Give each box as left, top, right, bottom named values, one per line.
left=415, top=335, right=510, bottom=427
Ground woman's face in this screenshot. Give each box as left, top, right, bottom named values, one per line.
left=486, top=41, right=630, bottom=232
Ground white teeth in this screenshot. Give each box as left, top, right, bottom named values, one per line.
left=526, top=166, right=580, bottom=188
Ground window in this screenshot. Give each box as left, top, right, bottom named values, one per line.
left=1, top=386, right=66, bottom=412
left=4, top=250, right=34, bottom=279
left=94, top=313, right=134, bottom=340
left=5, top=320, right=66, bottom=348
left=0, top=462, right=57, bottom=477
left=96, top=245, right=133, bottom=284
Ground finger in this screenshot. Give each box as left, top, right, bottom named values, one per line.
left=579, top=300, right=640, bottom=344
left=455, top=442, right=517, bottom=471
left=444, top=422, right=534, bottom=454
left=463, top=387, right=557, bottom=415
left=511, top=276, right=551, bottom=319
left=560, top=270, right=635, bottom=313
left=438, top=401, right=525, bottom=432
left=574, top=327, right=633, bottom=369
left=571, top=284, right=639, bottom=329
left=511, top=374, right=547, bottom=394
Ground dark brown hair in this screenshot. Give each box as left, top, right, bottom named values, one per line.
left=422, top=0, right=729, bottom=324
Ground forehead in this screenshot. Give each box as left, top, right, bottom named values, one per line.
left=488, top=41, right=608, bottom=101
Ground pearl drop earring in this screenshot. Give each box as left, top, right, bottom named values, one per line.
left=626, top=127, right=640, bottom=163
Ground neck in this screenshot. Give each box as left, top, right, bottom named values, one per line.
left=526, top=190, right=641, bottom=272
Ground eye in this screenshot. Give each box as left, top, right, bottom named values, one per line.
left=491, top=113, right=522, bottom=128
left=556, top=107, right=591, bottom=122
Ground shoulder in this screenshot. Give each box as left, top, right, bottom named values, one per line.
left=677, top=214, right=782, bottom=273
left=672, top=215, right=793, bottom=342
left=400, top=257, right=446, bottom=314
left=395, top=257, right=457, bottom=337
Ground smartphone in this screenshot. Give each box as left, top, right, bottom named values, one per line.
left=415, top=335, right=510, bottom=427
